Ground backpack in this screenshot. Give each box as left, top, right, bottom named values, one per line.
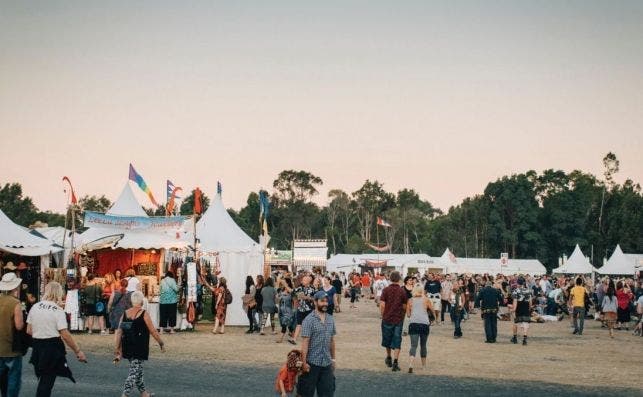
left=225, top=288, right=233, bottom=305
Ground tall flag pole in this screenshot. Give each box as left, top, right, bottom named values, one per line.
left=61, top=176, right=78, bottom=264
left=129, top=164, right=159, bottom=207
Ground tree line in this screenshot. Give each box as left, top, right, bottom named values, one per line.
left=1, top=153, right=640, bottom=271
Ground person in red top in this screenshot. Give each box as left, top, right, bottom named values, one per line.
left=349, top=273, right=361, bottom=309
left=275, top=349, right=303, bottom=397
left=615, top=281, right=633, bottom=330
left=361, top=273, right=372, bottom=299
left=379, top=271, right=408, bottom=372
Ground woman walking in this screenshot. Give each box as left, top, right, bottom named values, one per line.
left=27, top=282, right=87, bottom=397
left=108, top=279, right=132, bottom=331
left=276, top=279, right=296, bottom=345
left=322, top=276, right=338, bottom=315
left=243, top=276, right=257, bottom=333
left=615, top=281, right=633, bottom=330
left=451, top=285, right=465, bottom=339
left=159, top=271, right=179, bottom=334
left=115, top=291, right=165, bottom=397
left=602, top=280, right=618, bottom=338
left=406, top=285, right=433, bottom=373
left=260, top=278, right=277, bottom=335
left=255, top=275, right=265, bottom=334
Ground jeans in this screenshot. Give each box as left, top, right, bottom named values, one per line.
left=573, top=306, right=585, bottom=334
left=0, top=356, right=21, bottom=397
left=35, top=374, right=56, bottom=397
left=453, top=311, right=463, bottom=337
left=408, top=329, right=429, bottom=358
left=247, top=308, right=257, bottom=330
left=297, top=364, right=335, bottom=397
left=483, top=313, right=497, bottom=341
left=440, top=300, right=451, bottom=322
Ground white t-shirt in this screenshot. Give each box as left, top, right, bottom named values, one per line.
left=374, top=279, right=389, bottom=298
left=125, top=276, right=140, bottom=293
left=27, top=300, right=68, bottom=339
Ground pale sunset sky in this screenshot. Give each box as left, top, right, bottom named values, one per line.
left=1, top=1, right=641, bottom=213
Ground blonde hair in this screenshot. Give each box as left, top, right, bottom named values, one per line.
left=412, top=284, right=425, bottom=298
left=130, top=291, right=145, bottom=307
left=104, top=273, right=114, bottom=284
left=43, top=281, right=64, bottom=302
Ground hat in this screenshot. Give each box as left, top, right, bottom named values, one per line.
left=313, top=290, right=328, bottom=301
left=0, top=273, right=22, bottom=291
left=3, top=262, right=16, bottom=271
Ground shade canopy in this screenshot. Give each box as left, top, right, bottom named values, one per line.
left=598, top=245, right=643, bottom=275
left=0, top=209, right=62, bottom=256
left=552, top=244, right=598, bottom=274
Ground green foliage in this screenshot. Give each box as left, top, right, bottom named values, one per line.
left=180, top=189, right=210, bottom=215
left=0, top=183, right=39, bottom=226
left=79, top=195, right=112, bottom=213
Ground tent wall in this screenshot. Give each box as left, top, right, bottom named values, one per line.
left=94, top=249, right=162, bottom=276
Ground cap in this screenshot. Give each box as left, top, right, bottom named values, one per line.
left=313, top=290, right=328, bottom=301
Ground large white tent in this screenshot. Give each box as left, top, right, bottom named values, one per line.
left=552, top=244, right=598, bottom=274
left=440, top=248, right=546, bottom=275
left=195, top=191, right=264, bottom=326
left=598, top=245, right=643, bottom=275
left=79, top=183, right=189, bottom=251
left=326, top=254, right=443, bottom=276
left=0, top=209, right=62, bottom=256
left=35, top=226, right=81, bottom=266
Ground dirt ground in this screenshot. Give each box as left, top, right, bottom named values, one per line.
left=76, top=298, right=642, bottom=390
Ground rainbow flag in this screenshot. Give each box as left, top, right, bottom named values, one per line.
left=129, top=164, right=159, bottom=207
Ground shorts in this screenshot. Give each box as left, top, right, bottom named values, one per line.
left=381, top=321, right=403, bottom=350
left=428, top=294, right=441, bottom=311
left=514, top=316, right=531, bottom=324
left=297, top=310, right=312, bottom=325
left=83, top=303, right=99, bottom=316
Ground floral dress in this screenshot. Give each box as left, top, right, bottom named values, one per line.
left=215, top=286, right=227, bottom=323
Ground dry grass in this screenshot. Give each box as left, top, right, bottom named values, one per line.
left=76, top=300, right=642, bottom=388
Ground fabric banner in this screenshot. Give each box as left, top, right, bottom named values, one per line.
left=84, top=211, right=188, bottom=231
left=364, top=260, right=388, bottom=268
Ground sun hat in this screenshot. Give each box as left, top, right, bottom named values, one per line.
left=0, top=273, right=22, bottom=291
left=2, top=262, right=16, bottom=271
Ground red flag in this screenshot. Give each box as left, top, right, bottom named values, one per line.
left=194, top=188, right=202, bottom=215
left=376, top=216, right=392, bottom=228
left=62, top=176, right=77, bottom=204
left=166, top=187, right=182, bottom=216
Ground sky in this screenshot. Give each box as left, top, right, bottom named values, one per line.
left=1, top=1, right=642, bottom=214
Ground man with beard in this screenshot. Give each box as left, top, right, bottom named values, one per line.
left=293, top=274, right=316, bottom=341
left=297, top=291, right=336, bottom=397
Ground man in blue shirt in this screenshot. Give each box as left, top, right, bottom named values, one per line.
left=297, top=290, right=336, bottom=397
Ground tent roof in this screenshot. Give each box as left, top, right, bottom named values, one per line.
left=196, top=193, right=260, bottom=253
left=35, top=227, right=80, bottom=248
left=552, top=244, right=598, bottom=274
left=107, top=183, right=148, bottom=217
left=598, top=245, right=643, bottom=275
left=444, top=257, right=546, bottom=275
left=327, top=254, right=440, bottom=270
left=0, top=209, right=62, bottom=256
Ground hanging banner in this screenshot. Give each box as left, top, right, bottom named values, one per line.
left=83, top=211, right=189, bottom=231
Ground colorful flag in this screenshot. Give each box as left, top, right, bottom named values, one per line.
left=376, top=217, right=392, bottom=228
left=167, top=180, right=181, bottom=202
left=166, top=187, right=182, bottom=216
left=259, top=191, right=270, bottom=236
left=194, top=187, right=203, bottom=215
left=62, top=176, right=77, bottom=204
left=128, top=164, right=159, bottom=207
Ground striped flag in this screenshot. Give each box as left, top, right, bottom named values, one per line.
left=167, top=180, right=181, bottom=202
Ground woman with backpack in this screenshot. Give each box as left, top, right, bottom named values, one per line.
left=115, top=291, right=165, bottom=397
left=203, top=277, right=230, bottom=334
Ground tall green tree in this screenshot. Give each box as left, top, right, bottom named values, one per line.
left=0, top=183, right=39, bottom=226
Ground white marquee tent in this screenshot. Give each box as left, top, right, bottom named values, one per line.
left=0, top=209, right=62, bottom=256
left=552, top=244, right=598, bottom=275
left=195, top=191, right=264, bottom=326
left=598, top=245, right=643, bottom=275
left=326, top=254, right=444, bottom=276
left=440, top=248, right=546, bottom=275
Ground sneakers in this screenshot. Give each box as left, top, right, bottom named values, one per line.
left=385, top=356, right=392, bottom=368
left=572, top=329, right=578, bottom=335
left=510, top=335, right=517, bottom=344
left=392, top=362, right=401, bottom=372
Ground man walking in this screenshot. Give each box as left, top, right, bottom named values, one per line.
left=439, top=275, right=453, bottom=324
left=476, top=280, right=503, bottom=343
left=570, top=277, right=587, bottom=336
left=510, top=277, right=532, bottom=345
left=379, top=271, right=408, bottom=372
left=424, top=273, right=441, bottom=324
left=0, top=273, right=25, bottom=397
left=297, top=291, right=336, bottom=397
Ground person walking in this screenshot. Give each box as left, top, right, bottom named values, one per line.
left=203, top=276, right=229, bottom=335
left=322, top=276, right=338, bottom=316
left=440, top=275, right=453, bottom=324
left=570, top=277, right=587, bottom=336
left=510, top=277, right=532, bottom=345
left=0, top=273, right=25, bottom=397
left=476, top=280, right=503, bottom=343
left=261, top=278, right=278, bottom=335
left=451, top=285, right=465, bottom=339
left=379, top=271, right=408, bottom=372
left=159, top=271, right=179, bottom=334
left=255, top=275, right=265, bottom=334
left=293, top=274, right=316, bottom=341
left=601, top=280, right=618, bottom=338
left=331, top=274, right=343, bottom=313
left=243, top=276, right=258, bottom=334
left=615, top=281, right=633, bottom=330
left=296, top=291, right=336, bottom=397
left=115, top=291, right=165, bottom=397
left=277, top=279, right=296, bottom=345
left=27, top=282, right=86, bottom=397
left=424, top=274, right=441, bottom=325
left=405, top=285, right=432, bottom=373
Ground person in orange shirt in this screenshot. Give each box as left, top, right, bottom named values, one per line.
left=361, top=273, right=372, bottom=299
left=275, top=349, right=303, bottom=397
left=349, top=273, right=361, bottom=308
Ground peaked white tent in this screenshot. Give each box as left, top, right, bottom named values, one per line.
left=552, top=244, right=598, bottom=274
left=439, top=248, right=546, bottom=275
left=196, top=191, right=264, bottom=326
left=0, top=209, right=62, bottom=256
left=598, top=245, right=643, bottom=275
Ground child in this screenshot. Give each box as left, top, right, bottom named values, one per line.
left=274, top=349, right=302, bottom=397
